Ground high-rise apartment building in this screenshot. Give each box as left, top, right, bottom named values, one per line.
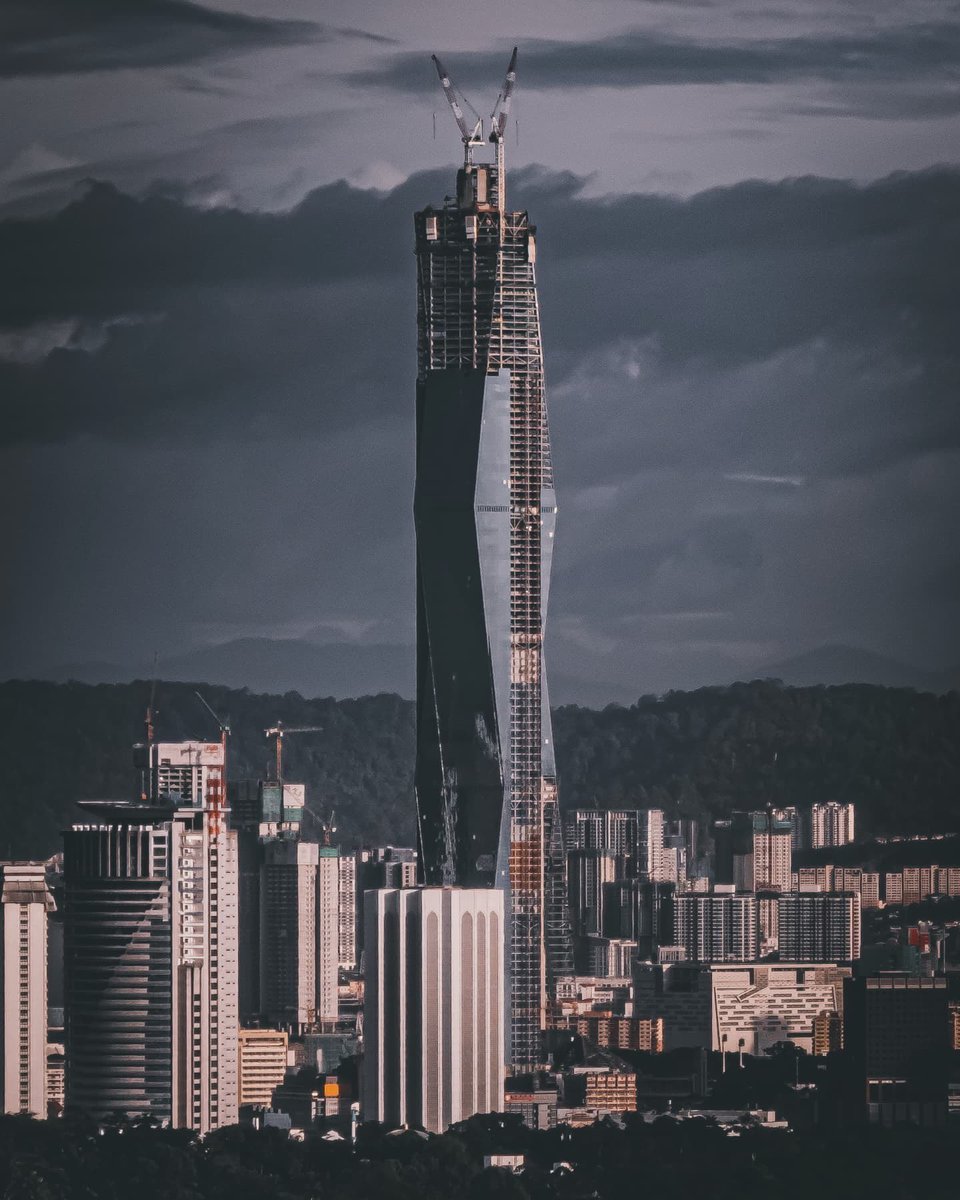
left=565, top=809, right=665, bottom=879
left=778, top=892, right=861, bottom=962
left=0, top=863, right=54, bottom=1115
left=316, top=848, right=340, bottom=1027
left=260, top=838, right=318, bottom=1028
left=230, top=777, right=306, bottom=1021
left=568, top=851, right=619, bottom=941
left=337, top=853, right=357, bottom=970
left=714, top=812, right=792, bottom=892
left=413, top=54, right=571, bottom=1068
left=809, top=802, right=855, bottom=849
left=63, top=740, right=238, bottom=1131
left=363, top=886, right=504, bottom=1132
left=673, top=892, right=758, bottom=962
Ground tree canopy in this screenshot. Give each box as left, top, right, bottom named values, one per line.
left=0, top=678, right=957, bottom=858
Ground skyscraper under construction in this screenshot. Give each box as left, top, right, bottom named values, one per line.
left=414, top=50, right=572, bottom=1069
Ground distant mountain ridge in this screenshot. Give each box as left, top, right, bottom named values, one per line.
left=755, top=644, right=959, bottom=693
left=4, top=638, right=956, bottom=704
left=33, top=638, right=416, bottom=700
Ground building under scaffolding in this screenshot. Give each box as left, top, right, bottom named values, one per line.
left=413, top=51, right=573, bottom=1071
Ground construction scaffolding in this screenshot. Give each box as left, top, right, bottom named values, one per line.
left=414, top=141, right=573, bottom=1068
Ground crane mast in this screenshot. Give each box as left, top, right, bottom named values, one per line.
left=432, top=47, right=518, bottom=203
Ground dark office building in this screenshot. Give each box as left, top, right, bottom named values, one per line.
left=843, top=974, right=955, bottom=1126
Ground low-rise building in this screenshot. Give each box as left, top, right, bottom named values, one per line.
left=634, top=961, right=851, bottom=1054
left=239, top=1028, right=289, bottom=1108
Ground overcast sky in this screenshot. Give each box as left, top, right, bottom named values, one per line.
left=1, top=0, right=958, bottom=702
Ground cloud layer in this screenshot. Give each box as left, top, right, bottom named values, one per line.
left=358, top=24, right=960, bottom=117
left=1, top=163, right=957, bottom=696
left=0, top=0, right=379, bottom=78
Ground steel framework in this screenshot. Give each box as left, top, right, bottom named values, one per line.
left=414, top=135, right=573, bottom=1069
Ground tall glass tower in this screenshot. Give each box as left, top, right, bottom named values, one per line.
left=414, top=52, right=573, bottom=1069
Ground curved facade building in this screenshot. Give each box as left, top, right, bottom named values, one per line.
left=64, top=741, right=238, bottom=1131
left=64, top=825, right=173, bottom=1120
left=414, top=140, right=572, bottom=1069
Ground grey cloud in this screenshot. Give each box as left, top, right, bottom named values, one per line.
left=1, top=164, right=957, bottom=695
left=1, top=166, right=957, bottom=464
left=355, top=24, right=960, bottom=94
left=0, top=0, right=387, bottom=79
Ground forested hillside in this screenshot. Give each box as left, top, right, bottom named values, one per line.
left=0, top=678, right=957, bottom=859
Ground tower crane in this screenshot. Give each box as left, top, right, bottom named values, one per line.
left=195, top=691, right=231, bottom=835
left=432, top=54, right=485, bottom=164
left=432, top=47, right=518, bottom=206
left=264, top=721, right=322, bottom=791
left=489, top=46, right=518, bottom=143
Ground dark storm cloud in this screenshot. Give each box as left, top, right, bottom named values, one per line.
left=357, top=24, right=960, bottom=103
left=0, top=0, right=387, bottom=79
left=1, top=166, right=957, bottom=459
left=1, top=163, right=958, bottom=692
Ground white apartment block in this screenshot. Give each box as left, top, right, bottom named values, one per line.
left=752, top=831, right=793, bottom=891
left=0, top=863, right=53, bottom=1116
left=809, top=803, right=855, bottom=849
left=778, top=892, right=861, bottom=961
left=364, top=887, right=504, bottom=1133
left=585, top=937, right=638, bottom=979
left=674, top=892, right=758, bottom=962
left=316, top=849, right=340, bottom=1027
left=238, top=1027, right=288, bottom=1108
left=338, top=853, right=357, bottom=970
left=797, top=866, right=881, bottom=910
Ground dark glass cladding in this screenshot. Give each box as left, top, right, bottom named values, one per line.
left=413, top=153, right=574, bottom=1069
left=415, top=369, right=505, bottom=887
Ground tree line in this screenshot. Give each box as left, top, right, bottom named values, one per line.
left=0, top=678, right=957, bottom=859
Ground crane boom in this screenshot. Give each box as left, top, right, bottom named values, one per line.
left=432, top=53, right=484, bottom=161
left=490, top=46, right=518, bottom=140
left=432, top=54, right=471, bottom=142
left=264, top=721, right=323, bottom=788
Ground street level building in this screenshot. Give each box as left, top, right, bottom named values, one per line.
left=363, top=886, right=504, bottom=1133
left=844, top=974, right=954, bottom=1126
left=238, top=1027, right=288, bottom=1108
left=633, top=961, right=851, bottom=1054
left=0, top=863, right=54, bottom=1116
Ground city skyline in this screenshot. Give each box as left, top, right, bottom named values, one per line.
left=1, top=1, right=958, bottom=704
